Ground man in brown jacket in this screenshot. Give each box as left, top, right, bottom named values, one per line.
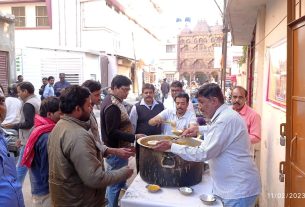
left=48, top=85, right=133, bottom=207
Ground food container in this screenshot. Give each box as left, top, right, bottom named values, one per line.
left=200, top=194, right=216, bottom=205
left=178, top=187, right=193, bottom=195
left=137, top=135, right=203, bottom=187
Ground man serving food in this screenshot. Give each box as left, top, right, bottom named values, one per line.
left=148, top=93, right=197, bottom=135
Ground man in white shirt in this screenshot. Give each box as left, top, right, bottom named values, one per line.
left=154, top=83, right=261, bottom=207
left=163, top=81, right=195, bottom=113
left=149, top=93, right=197, bottom=135
left=2, top=84, right=22, bottom=125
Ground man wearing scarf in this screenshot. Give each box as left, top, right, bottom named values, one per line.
left=22, top=97, right=61, bottom=207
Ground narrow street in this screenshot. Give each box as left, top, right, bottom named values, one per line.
left=1, top=0, right=305, bottom=206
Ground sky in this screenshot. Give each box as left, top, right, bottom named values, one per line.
left=157, top=0, right=224, bottom=38
left=161, top=0, right=223, bottom=25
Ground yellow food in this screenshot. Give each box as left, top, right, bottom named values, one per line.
left=163, top=136, right=172, bottom=141
left=147, top=185, right=160, bottom=191
left=176, top=140, right=187, bottom=145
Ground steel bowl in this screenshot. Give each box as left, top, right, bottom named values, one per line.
left=200, top=194, right=216, bottom=205
left=178, top=187, right=193, bottom=195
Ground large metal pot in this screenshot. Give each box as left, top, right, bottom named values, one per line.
left=137, top=135, right=203, bottom=187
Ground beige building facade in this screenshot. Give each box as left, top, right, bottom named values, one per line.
left=178, top=21, right=222, bottom=85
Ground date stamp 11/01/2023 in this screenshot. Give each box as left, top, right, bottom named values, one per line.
left=268, top=193, right=305, bottom=199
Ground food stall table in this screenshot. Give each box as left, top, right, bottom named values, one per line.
left=120, top=172, right=223, bottom=207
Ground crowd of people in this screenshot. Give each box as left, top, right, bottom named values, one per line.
left=0, top=73, right=262, bottom=207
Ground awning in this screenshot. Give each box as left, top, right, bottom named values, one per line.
left=226, top=0, right=266, bottom=45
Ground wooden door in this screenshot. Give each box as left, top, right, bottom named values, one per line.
left=286, top=1, right=305, bottom=206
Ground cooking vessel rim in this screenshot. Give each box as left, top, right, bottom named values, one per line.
left=137, top=135, right=202, bottom=149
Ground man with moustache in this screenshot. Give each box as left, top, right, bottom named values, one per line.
left=129, top=83, right=164, bottom=135
left=149, top=93, right=197, bottom=135
left=154, top=83, right=261, bottom=207
left=48, top=86, right=134, bottom=207
left=129, top=83, right=164, bottom=172
left=231, top=86, right=261, bottom=145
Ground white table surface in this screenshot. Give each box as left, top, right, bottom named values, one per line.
left=120, top=172, right=223, bottom=207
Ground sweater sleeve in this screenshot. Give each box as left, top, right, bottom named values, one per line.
left=37, top=134, right=49, bottom=184
left=13, top=103, right=35, bottom=130
left=68, top=133, right=130, bottom=188
left=105, top=105, right=135, bottom=143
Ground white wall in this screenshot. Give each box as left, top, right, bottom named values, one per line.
left=83, top=53, right=101, bottom=82
left=20, top=48, right=100, bottom=96
left=254, top=0, right=287, bottom=206
left=0, top=3, right=59, bottom=48
left=80, top=0, right=161, bottom=64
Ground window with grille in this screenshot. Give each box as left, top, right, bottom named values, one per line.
left=12, top=7, right=25, bottom=27
left=36, top=6, right=48, bottom=27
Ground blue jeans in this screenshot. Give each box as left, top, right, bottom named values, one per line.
left=16, top=146, right=28, bottom=185
left=106, top=155, right=128, bottom=207
left=222, top=195, right=258, bottom=207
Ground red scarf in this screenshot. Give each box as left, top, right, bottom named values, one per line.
left=21, top=114, right=56, bottom=168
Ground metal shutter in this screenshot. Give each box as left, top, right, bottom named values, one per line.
left=41, top=57, right=83, bottom=85
left=0, top=51, right=9, bottom=95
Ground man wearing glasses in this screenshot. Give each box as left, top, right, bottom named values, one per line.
left=100, top=75, right=144, bottom=207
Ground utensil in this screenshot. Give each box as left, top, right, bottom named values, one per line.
left=147, top=140, right=159, bottom=146
left=164, top=120, right=172, bottom=124
left=178, top=187, right=193, bottom=195
left=171, top=129, right=183, bottom=136
left=164, top=120, right=177, bottom=129
left=200, top=194, right=216, bottom=205
left=146, top=184, right=161, bottom=193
